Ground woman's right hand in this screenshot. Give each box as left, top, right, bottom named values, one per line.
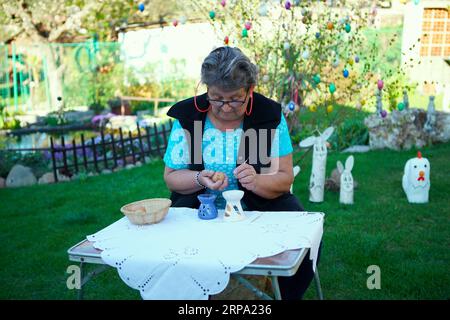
left=198, top=170, right=229, bottom=191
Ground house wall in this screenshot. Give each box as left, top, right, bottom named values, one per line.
left=401, top=0, right=450, bottom=111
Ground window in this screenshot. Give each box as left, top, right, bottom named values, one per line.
left=420, top=8, right=450, bottom=57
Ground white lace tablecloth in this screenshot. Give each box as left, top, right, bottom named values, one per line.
left=87, top=208, right=324, bottom=300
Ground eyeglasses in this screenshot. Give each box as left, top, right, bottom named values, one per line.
left=206, top=90, right=249, bottom=108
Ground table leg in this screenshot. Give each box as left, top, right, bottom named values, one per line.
left=314, top=269, right=324, bottom=300
left=77, top=262, right=84, bottom=300
left=270, top=276, right=282, bottom=300
left=233, top=275, right=274, bottom=300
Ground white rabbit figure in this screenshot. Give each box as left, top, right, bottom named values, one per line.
left=337, top=155, right=354, bottom=205
left=402, top=151, right=430, bottom=203
left=290, top=165, right=301, bottom=194
left=299, top=127, right=334, bottom=202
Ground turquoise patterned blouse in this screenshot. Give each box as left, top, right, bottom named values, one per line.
left=163, top=112, right=293, bottom=209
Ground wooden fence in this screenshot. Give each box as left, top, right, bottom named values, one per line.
left=49, top=120, right=173, bottom=182
left=119, top=96, right=176, bottom=116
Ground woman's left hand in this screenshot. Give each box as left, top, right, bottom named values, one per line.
left=234, top=163, right=258, bottom=191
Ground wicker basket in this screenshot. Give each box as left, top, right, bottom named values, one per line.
left=120, top=198, right=172, bottom=225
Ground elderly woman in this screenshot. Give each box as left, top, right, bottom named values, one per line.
left=163, top=47, right=320, bottom=299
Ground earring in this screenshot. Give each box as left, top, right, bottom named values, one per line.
left=245, top=93, right=253, bottom=116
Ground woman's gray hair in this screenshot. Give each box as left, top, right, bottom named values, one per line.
left=201, top=47, right=258, bottom=91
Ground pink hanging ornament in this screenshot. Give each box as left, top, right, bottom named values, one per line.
left=377, top=79, right=384, bottom=90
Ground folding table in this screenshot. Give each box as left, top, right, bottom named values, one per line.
left=68, top=238, right=324, bottom=300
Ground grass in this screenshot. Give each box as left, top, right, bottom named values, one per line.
left=0, top=142, right=449, bottom=300
left=293, top=142, right=450, bottom=300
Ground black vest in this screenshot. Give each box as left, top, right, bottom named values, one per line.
left=166, top=92, right=282, bottom=209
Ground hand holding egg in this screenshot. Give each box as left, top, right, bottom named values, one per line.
left=212, top=171, right=225, bottom=183
left=198, top=170, right=229, bottom=191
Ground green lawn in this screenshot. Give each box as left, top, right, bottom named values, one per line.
left=0, top=143, right=449, bottom=300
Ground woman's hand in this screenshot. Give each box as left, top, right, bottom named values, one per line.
left=198, top=170, right=229, bottom=191
left=234, top=163, right=258, bottom=191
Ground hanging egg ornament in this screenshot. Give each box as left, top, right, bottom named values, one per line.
left=327, top=21, right=334, bottom=30
left=329, top=83, right=336, bottom=94
left=209, top=11, right=216, bottom=20
left=302, top=49, right=310, bottom=59
left=179, top=16, right=187, bottom=24
left=355, top=55, right=360, bottom=63
left=294, top=0, right=301, bottom=5
left=313, top=74, right=321, bottom=84
left=345, top=23, right=351, bottom=33
left=245, top=22, right=252, bottom=31
left=221, top=0, right=227, bottom=7
left=242, top=28, right=248, bottom=38
left=262, top=74, right=270, bottom=83
left=332, top=58, right=340, bottom=68
left=258, top=3, right=268, bottom=16
left=381, top=110, right=387, bottom=118
left=327, top=105, right=333, bottom=113
left=414, top=0, right=420, bottom=4
left=283, top=42, right=290, bottom=50
left=315, top=32, right=321, bottom=39
left=343, top=69, right=349, bottom=78
left=285, top=1, right=292, bottom=10
left=309, top=105, right=317, bottom=112
left=377, top=79, right=384, bottom=90
left=348, top=58, right=354, bottom=66
left=287, top=101, right=296, bottom=111
left=224, top=36, right=229, bottom=45
left=361, top=99, right=366, bottom=106
left=397, top=102, right=405, bottom=111
left=172, top=19, right=178, bottom=27
left=138, top=3, right=145, bottom=12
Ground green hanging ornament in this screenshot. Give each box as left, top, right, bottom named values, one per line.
left=345, top=23, right=351, bottom=33
left=209, top=11, right=216, bottom=20
left=329, top=83, right=336, bottom=94
left=313, top=74, right=321, bottom=84
left=242, top=28, right=248, bottom=38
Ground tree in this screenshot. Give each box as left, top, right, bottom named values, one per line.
left=187, top=0, right=403, bottom=132
left=0, top=0, right=182, bottom=109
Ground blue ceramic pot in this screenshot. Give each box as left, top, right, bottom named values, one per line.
left=197, top=194, right=218, bottom=220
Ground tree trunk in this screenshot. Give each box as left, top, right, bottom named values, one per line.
left=44, top=46, right=64, bottom=110
left=14, top=40, right=65, bottom=111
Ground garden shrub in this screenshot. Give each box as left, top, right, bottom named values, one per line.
left=328, top=117, right=369, bottom=151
